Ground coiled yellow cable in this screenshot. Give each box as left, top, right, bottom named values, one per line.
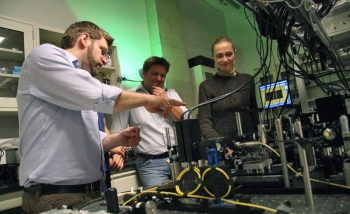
left=202, top=167, right=232, bottom=198
left=175, top=166, right=202, bottom=196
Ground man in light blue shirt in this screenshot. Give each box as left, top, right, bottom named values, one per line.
left=111, top=56, right=188, bottom=189
left=17, top=21, right=185, bottom=213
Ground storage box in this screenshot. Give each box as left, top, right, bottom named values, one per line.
left=12, top=66, right=21, bottom=75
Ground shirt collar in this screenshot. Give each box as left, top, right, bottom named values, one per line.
left=72, top=60, right=81, bottom=69
left=63, top=49, right=82, bottom=69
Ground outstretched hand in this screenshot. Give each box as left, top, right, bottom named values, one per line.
left=144, top=95, right=186, bottom=119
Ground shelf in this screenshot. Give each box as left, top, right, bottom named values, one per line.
left=0, top=73, right=19, bottom=78
left=100, top=66, right=116, bottom=76
left=0, top=74, right=19, bottom=88
left=0, top=21, right=119, bottom=118
left=0, top=48, right=24, bottom=62
left=0, top=109, right=18, bottom=117
left=39, top=28, right=63, bottom=47
left=0, top=97, right=17, bottom=115
left=305, top=75, right=350, bottom=88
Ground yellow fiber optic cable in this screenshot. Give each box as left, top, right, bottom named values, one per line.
left=258, top=142, right=350, bottom=190
left=122, top=186, right=158, bottom=205
left=175, top=167, right=202, bottom=196
left=202, top=167, right=232, bottom=198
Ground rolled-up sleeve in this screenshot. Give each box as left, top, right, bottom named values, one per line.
left=99, top=131, right=108, bottom=147
left=21, top=44, right=122, bottom=114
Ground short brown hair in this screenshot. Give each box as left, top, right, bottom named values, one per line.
left=211, top=36, right=235, bottom=56
left=61, top=21, right=114, bottom=49
left=143, top=56, right=170, bottom=73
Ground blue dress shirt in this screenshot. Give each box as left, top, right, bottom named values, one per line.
left=17, top=44, right=122, bottom=187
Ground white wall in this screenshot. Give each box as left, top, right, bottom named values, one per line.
left=179, top=0, right=228, bottom=60
left=0, top=0, right=78, bottom=30
left=225, top=8, right=261, bottom=77
left=0, top=0, right=232, bottom=88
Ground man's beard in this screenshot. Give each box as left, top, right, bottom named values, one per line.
left=87, top=43, right=99, bottom=77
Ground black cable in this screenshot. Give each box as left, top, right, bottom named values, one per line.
left=117, top=75, right=142, bottom=83
left=185, top=75, right=260, bottom=120
left=265, top=130, right=324, bottom=144
left=247, top=4, right=297, bottom=122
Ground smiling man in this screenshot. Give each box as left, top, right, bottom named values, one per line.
left=110, top=56, right=188, bottom=189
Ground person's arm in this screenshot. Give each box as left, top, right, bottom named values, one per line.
left=26, top=45, right=116, bottom=111
left=109, top=147, right=126, bottom=170
left=104, top=117, right=126, bottom=170
left=28, top=45, right=185, bottom=118
left=169, top=105, right=183, bottom=122
left=198, top=83, right=221, bottom=139
left=103, top=117, right=111, bottom=134
left=152, top=86, right=185, bottom=121
left=113, top=91, right=186, bottom=119
left=102, top=126, right=140, bottom=152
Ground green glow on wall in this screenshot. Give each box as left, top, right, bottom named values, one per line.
left=64, top=0, right=153, bottom=89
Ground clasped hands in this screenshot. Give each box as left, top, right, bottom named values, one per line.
left=107, top=126, right=140, bottom=171
left=109, top=146, right=126, bottom=171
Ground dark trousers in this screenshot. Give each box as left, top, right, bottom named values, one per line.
left=22, top=186, right=100, bottom=213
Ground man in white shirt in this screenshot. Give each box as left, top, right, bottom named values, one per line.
left=111, top=56, right=187, bottom=189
